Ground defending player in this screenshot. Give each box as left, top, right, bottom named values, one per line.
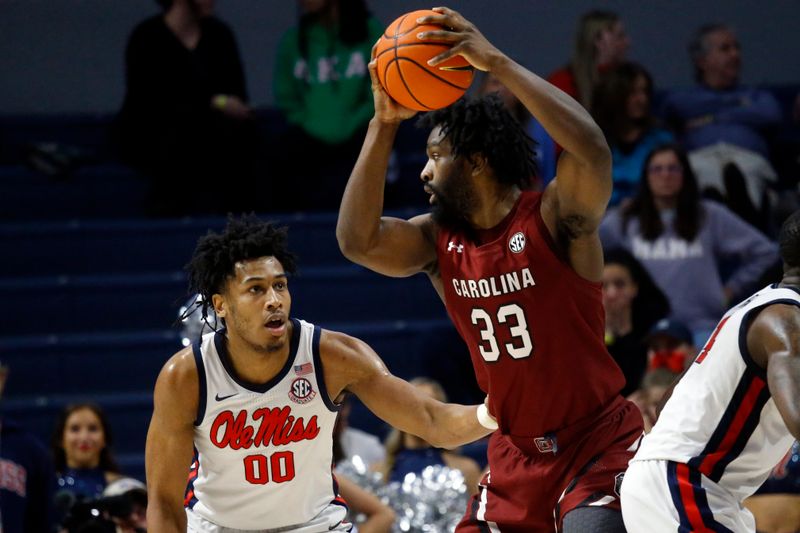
left=337, top=7, right=642, bottom=532
left=621, top=211, right=800, bottom=532
left=145, top=216, right=496, bottom=532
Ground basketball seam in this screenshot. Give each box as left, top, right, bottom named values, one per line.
left=382, top=13, right=437, bottom=39
left=382, top=12, right=469, bottom=110
left=390, top=14, right=432, bottom=110
left=374, top=42, right=466, bottom=62
left=395, top=57, right=432, bottom=110
left=393, top=57, right=472, bottom=91
left=383, top=25, right=426, bottom=39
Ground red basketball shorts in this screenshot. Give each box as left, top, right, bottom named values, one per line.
left=456, top=396, right=644, bottom=532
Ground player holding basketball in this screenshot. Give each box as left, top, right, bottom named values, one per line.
left=145, top=216, right=496, bottom=532
left=620, top=211, right=800, bottom=532
left=337, top=6, right=642, bottom=533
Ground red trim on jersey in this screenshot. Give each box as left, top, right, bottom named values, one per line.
left=184, top=459, right=199, bottom=507
left=695, top=316, right=731, bottom=364
left=676, top=464, right=714, bottom=532
left=531, top=193, right=565, bottom=263
left=697, top=377, right=767, bottom=477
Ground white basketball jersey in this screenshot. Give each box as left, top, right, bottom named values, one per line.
left=185, top=319, right=344, bottom=530
left=633, top=284, right=800, bottom=501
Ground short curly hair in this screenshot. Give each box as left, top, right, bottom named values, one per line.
left=417, top=94, right=536, bottom=188
left=186, top=215, right=297, bottom=320
left=779, top=210, right=800, bottom=268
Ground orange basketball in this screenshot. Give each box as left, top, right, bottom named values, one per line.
left=375, top=9, right=474, bottom=111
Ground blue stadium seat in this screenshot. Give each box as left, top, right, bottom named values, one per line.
left=0, top=267, right=445, bottom=335
left=0, top=210, right=423, bottom=276
left=0, top=319, right=454, bottom=396
left=0, top=319, right=456, bottom=457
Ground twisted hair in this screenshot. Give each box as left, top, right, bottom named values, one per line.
left=417, top=94, right=536, bottom=187
left=779, top=210, right=800, bottom=268
left=186, top=215, right=297, bottom=322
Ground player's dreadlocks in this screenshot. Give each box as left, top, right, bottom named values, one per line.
left=417, top=94, right=537, bottom=188
left=185, top=214, right=297, bottom=322
left=779, top=210, right=800, bottom=268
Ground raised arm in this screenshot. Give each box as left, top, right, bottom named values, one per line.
left=146, top=349, right=199, bottom=533
left=420, top=7, right=611, bottom=223
left=336, top=54, right=437, bottom=278
left=749, top=303, right=800, bottom=439
left=321, top=330, right=494, bottom=449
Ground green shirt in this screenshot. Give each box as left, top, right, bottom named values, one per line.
left=274, top=17, right=383, bottom=145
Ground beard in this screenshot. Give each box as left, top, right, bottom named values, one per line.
left=428, top=173, right=477, bottom=235
left=227, top=309, right=286, bottom=354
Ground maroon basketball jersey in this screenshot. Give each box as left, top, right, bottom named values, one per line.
left=436, top=190, right=624, bottom=437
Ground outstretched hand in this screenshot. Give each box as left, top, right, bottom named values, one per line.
left=417, top=6, right=504, bottom=72
left=368, top=45, right=417, bottom=124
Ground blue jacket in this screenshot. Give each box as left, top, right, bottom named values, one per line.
left=0, top=418, right=55, bottom=533
left=663, top=85, right=781, bottom=158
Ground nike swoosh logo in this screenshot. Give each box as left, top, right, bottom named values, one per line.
left=215, top=392, right=238, bottom=401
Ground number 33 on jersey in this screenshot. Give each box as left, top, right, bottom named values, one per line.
left=435, top=191, right=626, bottom=437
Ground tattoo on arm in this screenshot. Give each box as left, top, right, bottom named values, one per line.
left=556, top=214, right=589, bottom=244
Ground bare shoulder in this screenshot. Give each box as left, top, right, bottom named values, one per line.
left=318, top=329, right=388, bottom=398
left=157, top=346, right=199, bottom=391
left=747, top=303, right=800, bottom=367
left=539, top=180, right=605, bottom=281
left=410, top=212, right=443, bottom=278
left=541, top=180, right=601, bottom=241
left=153, top=346, right=199, bottom=423
left=409, top=212, right=437, bottom=241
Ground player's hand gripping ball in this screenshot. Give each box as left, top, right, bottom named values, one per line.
left=375, top=9, right=474, bottom=111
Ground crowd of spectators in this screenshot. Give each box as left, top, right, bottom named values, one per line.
left=2, top=2, right=799, bottom=532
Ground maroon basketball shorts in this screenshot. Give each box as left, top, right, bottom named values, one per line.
left=456, top=396, right=644, bottom=533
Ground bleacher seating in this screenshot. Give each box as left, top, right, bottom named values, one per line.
left=5, top=91, right=794, bottom=484
left=0, top=207, right=456, bottom=481
left=0, top=110, right=454, bottom=482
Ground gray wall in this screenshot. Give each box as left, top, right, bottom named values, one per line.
left=1, top=0, right=798, bottom=114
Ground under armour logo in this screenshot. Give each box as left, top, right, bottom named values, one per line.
left=448, top=241, right=464, bottom=253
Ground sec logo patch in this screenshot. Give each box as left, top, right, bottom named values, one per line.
left=289, top=377, right=316, bottom=404
left=509, top=232, right=526, bottom=253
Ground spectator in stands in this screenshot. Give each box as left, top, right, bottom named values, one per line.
left=644, top=318, right=696, bottom=374
left=602, top=248, right=670, bottom=397
left=333, top=396, right=386, bottom=470
left=331, top=475, right=395, bottom=532
left=592, top=62, right=675, bottom=206
left=627, top=319, right=695, bottom=432
left=102, top=477, right=149, bottom=533
left=744, top=441, right=800, bottom=533
left=547, top=10, right=630, bottom=109
left=630, top=368, right=678, bottom=434
left=381, top=378, right=481, bottom=495
left=272, top=0, right=383, bottom=211
left=600, top=144, right=777, bottom=346
left=332, top=403, right=396, bottom=532
left=663, top=24, right=782, bottom=229
left=113, top=0, right=261, bottom=216
left=52, top=403, right=123, bottom=503
left=0, top=361, right=55, bottom=533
